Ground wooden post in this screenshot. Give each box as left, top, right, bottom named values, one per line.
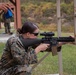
left=56, top=0, right=63, bottom=75
left=15, top=0, right=21, bottom=29
left=10, top=0, right=21, bottom=29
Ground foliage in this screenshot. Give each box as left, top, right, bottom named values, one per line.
left=38, top=23, right=57, bottom=32
left=61, top=25, right=74, bottom=32
left=21, top=2, right=56, bottom=24
left=61, top=2, right=73, bottom=15
left=21, top=0, right=56, bottom=3
left=21, top=1, right=74, bottom=25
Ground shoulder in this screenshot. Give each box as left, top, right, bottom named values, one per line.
left=6, top=35, right=25, bottom=49
left=7, top=36, right=21, bottom=45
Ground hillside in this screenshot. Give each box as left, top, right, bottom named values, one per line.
left=20, top=1, right=74, bottom=32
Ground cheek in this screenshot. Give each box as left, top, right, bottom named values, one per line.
left=30, top=35, right=37, bottom=38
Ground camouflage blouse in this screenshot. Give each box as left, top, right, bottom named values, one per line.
left=0, top=35, right=38, bottom=75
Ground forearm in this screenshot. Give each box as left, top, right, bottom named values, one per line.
left=35, top=47, right=41, bottom=54
left=34, top=43, right=50, bottom=54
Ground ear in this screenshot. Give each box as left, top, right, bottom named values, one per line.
left=26, top=32, right=31, bottom=37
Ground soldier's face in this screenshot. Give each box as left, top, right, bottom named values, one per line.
left=28, top=29, right=39, bottom=38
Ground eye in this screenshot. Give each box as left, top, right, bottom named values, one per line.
left=31, top=32, right=39, bottom=36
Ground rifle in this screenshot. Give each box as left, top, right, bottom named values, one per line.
left=20, top=32, right=75, bottom=56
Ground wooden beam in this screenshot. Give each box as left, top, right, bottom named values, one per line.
left=15, top=0, right=21, bottom=29
left=9, top=0, right=21, bottom=29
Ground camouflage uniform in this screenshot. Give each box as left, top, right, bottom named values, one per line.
left=3, top=14, right=11, bottom=34
left=0, top=35, right=38, bottom=75
left=4, top=18, right=11, bottom=34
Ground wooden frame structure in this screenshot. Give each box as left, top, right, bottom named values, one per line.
left=9, top=0, right=21, bottom=29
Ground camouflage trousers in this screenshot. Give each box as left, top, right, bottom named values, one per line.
left=4, top=23, right=11, bottom=34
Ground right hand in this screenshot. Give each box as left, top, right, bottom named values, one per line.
left=0, top=3, right=14, bottom=14
left=35, top=43, right=50, bottom=54
left=0, top=3, right=9, bottom=13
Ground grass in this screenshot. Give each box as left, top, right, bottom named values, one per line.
left=0, top=43, right=5, bottom=57
left=32, top=44, right=76, bottom=75
left=0, top=43, right=76, bottom=75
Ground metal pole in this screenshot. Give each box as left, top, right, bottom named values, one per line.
left=74, top=0, right=76, bottom=44
left=56, top=0, right=63, bottom=75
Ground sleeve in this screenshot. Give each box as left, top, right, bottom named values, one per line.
left=27, top=48, right=38, bottom=64
left=11, top=41, right=28, bottom=65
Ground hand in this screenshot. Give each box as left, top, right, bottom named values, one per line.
left=0, top=3, right=14, bottom=14
left=0, top=3, right=9, bottom=13
left=58, top=42, right=67, bottom=47
left=35, top=43, right=50, bottom=54
left=69, top=35, right=75, bottom=45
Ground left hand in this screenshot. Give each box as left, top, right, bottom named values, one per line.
left=68, top=35, right=75, bottom=45
left=58, top=42, right=67, bottom=47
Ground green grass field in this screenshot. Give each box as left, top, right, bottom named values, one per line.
left=0, top=43, right=76, bottom=75
left=32, top=44, right=76, bottom=75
